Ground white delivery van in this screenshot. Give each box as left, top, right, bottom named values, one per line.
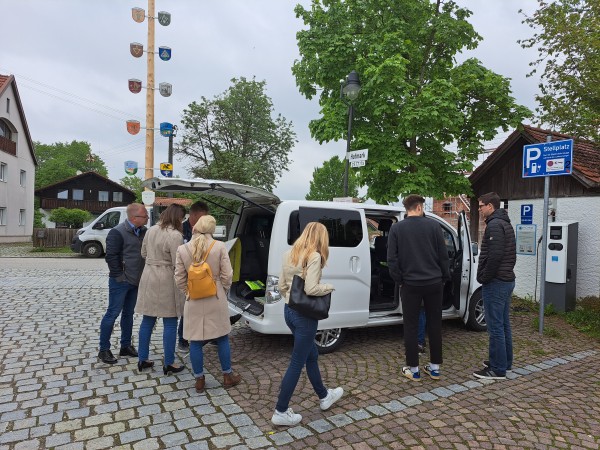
left=143, top=177, right=484, bottom=353
left=70, top=206, right=153, bottom=257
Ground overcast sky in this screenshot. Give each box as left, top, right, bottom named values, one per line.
left=1, top=0, right=540, bottom=201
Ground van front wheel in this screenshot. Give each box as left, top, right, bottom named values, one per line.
left=83, top=242, right=103, bottom=258
left=466, top=290, right=486, bottom=331
left=315, top=328, right=347, bottom=354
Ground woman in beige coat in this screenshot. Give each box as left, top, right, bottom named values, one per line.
left=136, top=204, right=186, bottom=375
left=174, top=215, right=241, bottom=393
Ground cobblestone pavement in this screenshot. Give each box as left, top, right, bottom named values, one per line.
left=0, top=257, right=599, bottom=449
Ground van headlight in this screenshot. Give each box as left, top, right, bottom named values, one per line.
left=265, top=275, right=281, bottom=304
left=76, top=229, right=85, bottom=236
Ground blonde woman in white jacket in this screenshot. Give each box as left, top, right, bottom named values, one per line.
left=272, top=222, right=343, bottom=427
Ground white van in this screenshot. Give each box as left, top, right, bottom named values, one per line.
left=143, top=177, right=484, bottom=353
left=70, top=206, right=153, bottom=257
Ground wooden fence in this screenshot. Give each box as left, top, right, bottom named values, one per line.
left=33, top=228, right=77, bottom=248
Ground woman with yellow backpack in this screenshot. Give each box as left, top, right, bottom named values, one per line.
left=174, top=215, right=242, bottom=393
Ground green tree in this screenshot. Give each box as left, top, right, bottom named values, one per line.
left=35, top=141, right=108, bottom=189
left=293, top=0, right=531, bottom=203
left=120, top=175, right=144, bottom=203
left=306, top=156, right=360, bottom=200
left=520, top=0, right=600, bottom=141
left=48, top=207, right=92, bottom=228
left=176, top=77, right=296, bottom=192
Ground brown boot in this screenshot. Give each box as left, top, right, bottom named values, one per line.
left=223, top=371, right=241, bottom=389
left=195, top=376, right=205, bottom=393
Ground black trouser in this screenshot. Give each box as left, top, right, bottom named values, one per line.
left=401, top=282, right=443, bottom=367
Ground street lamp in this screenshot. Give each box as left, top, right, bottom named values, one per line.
left=340, top=70, right=361, bottom=197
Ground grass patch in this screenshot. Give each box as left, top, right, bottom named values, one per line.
left=565, top=296, right=600, bottom=340
left=30, top=246, right=73, bottom=254
left=531, top=317, right=561, bottom=338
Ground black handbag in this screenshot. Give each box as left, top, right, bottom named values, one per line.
left=288, top=274, right=331, bottom=320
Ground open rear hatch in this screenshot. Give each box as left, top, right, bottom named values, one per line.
left=143, top=177, right=280, bottom=316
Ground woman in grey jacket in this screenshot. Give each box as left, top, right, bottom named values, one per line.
left=272, top=222, right=343, bottom=427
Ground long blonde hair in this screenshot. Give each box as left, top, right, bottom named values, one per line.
left=289, top=222, right=329, bottom=269
left=190, top=215, right=217, bottom=262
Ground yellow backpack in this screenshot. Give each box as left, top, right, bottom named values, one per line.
left=186, top=241, right=217, bottom=299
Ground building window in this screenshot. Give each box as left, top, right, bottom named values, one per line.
left=0, top=162, right=5, bottom=182
left=6, top=98, right=9, bottom=114
left=113, top=192, right=123, bottom=202
left=442, top=202, right=452, bottom=214
left=98, top=191, right=109, bottom=202
left=0, top=207, right=5, bottom=225
left=57, top=189, right=69, bottom=199
left=19, top=209, right=25, bottom=226
left=20, top=170, right=26, bottom=187
left=72, top=189, right=84, bottom=201
left=0, top=120, right=11, bottom=139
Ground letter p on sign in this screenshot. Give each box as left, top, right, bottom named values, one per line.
left=525, top=147, right=541, bottom=169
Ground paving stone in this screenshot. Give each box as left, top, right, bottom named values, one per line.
left=0, top=430, right=29, bottom=445
left=133, top=438, right=160, bottom=450
left=14, top=438, right=41, bottom=450
left=430, top=386, right=455, bottom=398
left=346, top=408, right=372, bottom=421
left=201, top=412, right=226, bottom=425
left=211, top=434, right=241, bottom=448
left=307, top=419, right=334, bottom=433
left=229, top=413, right=253, bottom=427
left=327, top=413, right=353, bottom=427
left=160, top=432, right=189, bottom=447
left=244, top=436, right=271, bottom=449
left=175, top=416, right=201, bottom=431
left=54, top=419, right=82, bottom=433
left=102, top=422, right=126, bottom=435
left=381, top=400, right=407, bottom=412
left=269, top=432, right=293, bottom=446
left=74, top=426, right=99, bottom=441
left=184, top=441, right=209, bottom=450
left=86, top=437, right=115, bottom=450
left=188, top=426, right=212, bottom=441
left=39, top=411, right=64, bottom=425
left=400, top=395, right=422, bottom=407
left=212, top=421, right=234, bottom=435
left=119, top=428, right=147, bottom=444
left=149, top=423, right=176, bottom=437
left=366, top=404, right=390, bottom=416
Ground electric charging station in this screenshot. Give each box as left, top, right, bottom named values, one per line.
left=544, top=221, right=578, bottom=312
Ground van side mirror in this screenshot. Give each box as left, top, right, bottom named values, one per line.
left=471, top=242, right=479, bottom=256
left=93, top=222, right=105, bottom=230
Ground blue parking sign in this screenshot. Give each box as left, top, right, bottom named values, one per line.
left=523, top=139, right=573, bottom=178
left=521, top=204, right=533, bottom=224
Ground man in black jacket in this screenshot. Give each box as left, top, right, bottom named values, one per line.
left=388, top=195, right=449, bottom=381
left=473, top=192, right=516, bottom=380
left=98, top=203, right=148, bottom=364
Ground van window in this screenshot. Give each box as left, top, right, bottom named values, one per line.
left=289, top=207, right=363, bottom=247
left=97, top=211, right=121, bottom=229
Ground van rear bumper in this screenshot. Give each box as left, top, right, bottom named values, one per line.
left=227, top=296, right=289, bottom=334
left=70, top=237, right=83, bottom=253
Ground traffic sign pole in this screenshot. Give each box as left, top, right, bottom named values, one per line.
left=538, top=135, right=552, bottom=334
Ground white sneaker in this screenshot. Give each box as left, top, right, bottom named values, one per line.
left=320, top=387, right=343, bottom=411
left=271, top=408, right=302, bottom=426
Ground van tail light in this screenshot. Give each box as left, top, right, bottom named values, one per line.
left=265, top=275, right=281, bottom=304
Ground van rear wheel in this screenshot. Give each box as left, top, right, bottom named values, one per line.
left=83, top=242, right=103, bottom=258
left=315, top=328, right=347, bottom=354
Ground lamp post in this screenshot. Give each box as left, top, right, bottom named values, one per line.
left=340, top=70, right=361, bottom=197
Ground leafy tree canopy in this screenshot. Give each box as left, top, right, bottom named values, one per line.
left=293, top=0, right=531, bottom=203
left=120, top=175, right=144, bottom=203
left=176, top=77, right=296, bottom=192
left=35, top=140, right=108, bottom=189
left=520, top=0, right=600, bottom=141
left=306, top=156, right=360, bottom=200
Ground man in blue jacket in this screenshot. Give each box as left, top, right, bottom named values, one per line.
left=98, top=203, right=148, bottom=364
left=473, top=192, right=516, bottom=380
left=388, top=194, right=449, bottom=381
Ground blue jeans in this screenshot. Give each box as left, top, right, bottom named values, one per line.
left=99, top=277, right=138, bottom=351
left=178, top=316, right=186, bottom=344
left=138, top=315, right=178, bottom=366
left=276, top=305, right=328, bottom=413
left=417, top=308, right=426, bottom=346
left=482, top=279, right=515, bottom=375
left=189, top=335, right=232, bottom=377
